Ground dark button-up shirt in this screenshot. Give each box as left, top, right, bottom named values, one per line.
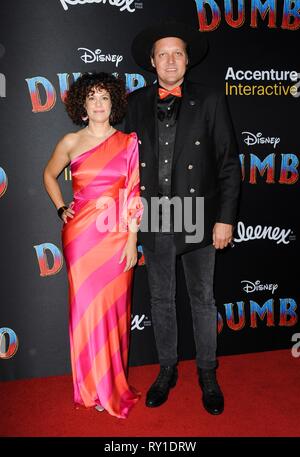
left=157, top=91, right=181, bottom=232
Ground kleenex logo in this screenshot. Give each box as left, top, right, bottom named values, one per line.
left=59, top=0, right=136, bottom=13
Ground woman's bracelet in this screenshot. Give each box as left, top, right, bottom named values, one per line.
left=57, top=205, right=68, bottom=220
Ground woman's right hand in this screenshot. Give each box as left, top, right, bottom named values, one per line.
left=62, top=202, right=75, bottom=224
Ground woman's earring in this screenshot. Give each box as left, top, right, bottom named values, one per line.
left=82, top=115, right=88, bottom=121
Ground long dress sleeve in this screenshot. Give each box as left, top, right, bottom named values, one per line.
left=122, top=132, right=143, bottom=232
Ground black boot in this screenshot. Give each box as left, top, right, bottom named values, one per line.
left=198, top=368, right=224, bottom=415
left=146, top=365, right=178, bottom=408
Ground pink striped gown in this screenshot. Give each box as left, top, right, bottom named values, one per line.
left=62, top=130, right=143, bottom=419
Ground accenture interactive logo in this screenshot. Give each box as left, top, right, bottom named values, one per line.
left=59, top=0, right=141, bottom=13
left=225, top=67, right=300, bottom=97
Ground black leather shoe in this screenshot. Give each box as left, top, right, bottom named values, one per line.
left=146, top=365, right=178, bottom=408
left=198, top=368, right=224, bottom=415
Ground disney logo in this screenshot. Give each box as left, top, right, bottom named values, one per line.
left=78, top=48, right=123, bottom=67
left=60, top=0, right=136, bottom=12
left=242, top=131, right=280, bottom=149
left=234, top=222, right=292, bottom=245
left=241, top=280, right=278, bottom=295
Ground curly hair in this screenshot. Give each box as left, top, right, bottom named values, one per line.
left=64, top=72, right=127, bottom=126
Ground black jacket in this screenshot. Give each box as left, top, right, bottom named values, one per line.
left=124, top=79, right=241, bottom=254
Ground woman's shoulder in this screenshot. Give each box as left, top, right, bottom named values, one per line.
left=59, top=131, right=81, bottom=150
left=115, top=130, right=137, bottom=139
left=115, top=130, right=138, bottom=147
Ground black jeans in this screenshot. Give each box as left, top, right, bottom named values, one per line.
left=143, top=233, right=217, bottom=369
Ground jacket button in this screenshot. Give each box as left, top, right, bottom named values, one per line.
left=189, top=188, right=195, bottom=193
left=141, top=162, right=146, bottom=167
left=195, top=140, right=200, bottom=146
left=140, top=186, right=145, bottom=191
left=188, top=164, right=193, bottom=170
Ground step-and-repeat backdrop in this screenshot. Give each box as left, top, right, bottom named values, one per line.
left=1, top=0, right=299, bottom=380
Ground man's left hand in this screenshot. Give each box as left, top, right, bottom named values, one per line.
left=212, top=223, right=233, bottom=249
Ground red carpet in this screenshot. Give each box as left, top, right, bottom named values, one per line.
left=1, top=349, right=299, bottom=437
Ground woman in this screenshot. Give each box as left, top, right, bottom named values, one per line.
left=43, top=72, right=143, bottom=419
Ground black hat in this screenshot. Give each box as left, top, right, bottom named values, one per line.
left=131, top=20, right=208, bottom=72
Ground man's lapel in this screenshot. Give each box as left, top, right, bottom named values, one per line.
left=173, top=80, right=199, bottom=169
left=141, top=84, right=158, bottom=159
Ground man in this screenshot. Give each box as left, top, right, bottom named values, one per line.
left=125, top=21, right=241, bottom=415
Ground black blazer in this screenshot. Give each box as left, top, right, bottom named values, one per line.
left=124, top=79, right=241, bottom=255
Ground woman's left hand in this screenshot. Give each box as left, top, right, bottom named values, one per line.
left=119, top=238, right=138, bottom=272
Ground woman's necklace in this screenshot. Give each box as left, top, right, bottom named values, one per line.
left=86, top=125, right=114, bottom=141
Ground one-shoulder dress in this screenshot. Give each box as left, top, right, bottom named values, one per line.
left=62, top=130, right=143, bottom=419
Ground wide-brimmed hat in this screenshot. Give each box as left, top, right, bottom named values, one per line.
left=131, top=20, right=208, bottom=72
